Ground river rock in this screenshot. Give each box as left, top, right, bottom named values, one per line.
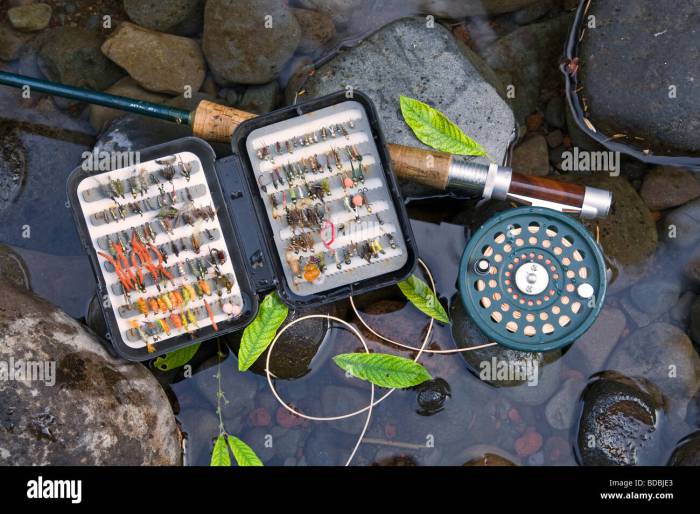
left=237, top=81, right=280, bottom=114
left=690, top=296, right=700, bottom=346
left=512, top=135, right=550, bottom=176
left=293, top=17, right=515, bottom=198
left=451, top=300, right=562, bottom=405
left=545, top=377, right=585, bottom=430
left=579, top=0, right=700, bottom=154
left=203, top=0, right=301, bottom=85
left=569, top=306, right=626, bottom=372
left=8, top=3, right=52, bottom=32
left=544, top=95, right=565, bottom=129
left=640, top=166, right=700, bottom=211
left=668, top=432, right=700, bottom=466
left=89, top=77, right=170, bottom=133
left=0, top=122, right=27, bottom=212
left=0, top=24, right=32, bottom=61
left=38, top=27, right=124, bottom=91
left=629, top=278, right=681, bottom=315
left=101, top=22, right=206, bottom=95
left=292, top=8, right=336, bottom=54
left=123, top=0, right=203, bottom=35
left=0, top=282, right=181, bottom=465
left=661, top=198, right=700, bottom=249
left=320, top=385, right=370, bottom=435
left=480, top=14, right=572, bottom=124
left=557, top=173, right=657, bottom=291
left=684, top=246, right=700, bottom=286
left=577, top=373, right=665, bottom=465
left=606, top=323, right=700, bottom=412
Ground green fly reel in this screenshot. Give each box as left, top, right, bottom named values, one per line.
left=458, top=207, right=607, bottom=352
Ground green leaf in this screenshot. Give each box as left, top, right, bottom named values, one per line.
left=228, top=436, right=264, bottom=467
left=333, top=353, right=432, bottom=389
left=399, top=95, right=488, bottom=157
left=153, top=342, right=201, bottom=371
left=210, top=434, right=231, bottom=466
left=398, top=274, right=450, bottom=324
left=238, top=292, right=288, bottom=371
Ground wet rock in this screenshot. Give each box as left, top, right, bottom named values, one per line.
left=415, top=378, right=451, bottom=416
left=629, top=278, right=681, bottom=315
left=545, top=377, right=585, bottom=430
left=123, top=0, right=203, bottom=35
left=8, top=3, right=52, bottom=32
left=237, top=81, right=280, bottom=115
left=690, top=296, right=700, bottom=346
left=240, top=427, right=275, bottom=463
left=580, top=0, right=700, bottom=154
left=177, top=407, right=220, bottom=465
left=451, top=300, right=562, bottom=405
left=544, top=95, right=565, bottom=129
left=514, top=429, right=543, bottom=457
left=668, top=432, right=700, bottom=466
left=304, top=428, right=357, bottom=465
left=101, top=22, right=206, bottom=95
left=0, top=122, right=27, bottom=211
left=640, top=166, right=700, bottom=211
left=0, top=23, right=32, bottom=61
left=557, top=173, right=658, bottom=291
left=513, top=0, right=553, bottom=25
left=480, top=14, right=572, bottom=124
left=460, top=445, right=519, bottom=466
left=203, top=0, right=301, bottom=85
left=297, top=0, right=368, bottom=28
left=38, top=27, right=124, bottom=91
left=245, top=303, right=342, bottom=380
left=0, top=282, right=181, bottom=465
left=294, top=18, right=515, bottom=198
left=320, top=385, right=370, bottom=435
left=570, top=306, right=626, bottom=372
left=292, top=8, right=336, bottom=55
left=545, top=129, right=563, bottom=148
left=89, top=77, right=170, bottom=133
left=684, top=246, right=700, bottom=286
left=512, top=135, right=550, bottom=176
left=670, top=291, right=695, bottom=325
left=607, top=323, right=700, bottom=412
left=420, top=0, right=548, bottom=18
left=662, top=198, right=700, bottom=249
left=0, top=245, right=30, bottom=289
left=577, top=373, right=665, bottom=466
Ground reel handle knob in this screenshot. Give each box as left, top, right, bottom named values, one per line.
left=387, top=144, right=612, bottom=219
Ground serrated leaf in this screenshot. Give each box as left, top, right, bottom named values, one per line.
left=398, top=274, right=450, bottom=324
left=210, top=434, right=231, bottom=466
left=238, top=292, right=288, bottom=371
left=228, top=436, right=264, bottom=467
left=153, top=343, right=201, bottom=371
left=399, top=95, right=488, bottom=157
left=333, top=353, right=432, bottom=389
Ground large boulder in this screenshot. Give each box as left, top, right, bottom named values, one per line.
left=202, top=0, right=301, bottom=85
left=123, top=0, right=203, bottom=35
left=0, top=282, right=181, bottom=465
left=292, top=17, right=516, bottom=198
left=101, top=22, right=206, bottom=95
left=579, top=0, right=700, bottom=154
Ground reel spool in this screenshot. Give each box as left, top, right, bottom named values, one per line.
left=458, top=207, right=606, bottom=352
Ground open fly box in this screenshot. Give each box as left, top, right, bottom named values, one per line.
left=68, top=91, right=417, bottom=361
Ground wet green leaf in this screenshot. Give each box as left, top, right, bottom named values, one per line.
left=210, top=434, right=231, bottom=466
left=398, top=274, right=450, bottom=324
left=333, top=353, right=432, bottom=389
left=153, top=342, right=201, bottom=371
left=399, top=95, right=488, bottom=157
left=228, top=436, right=263, bottom=467
left=238, top=292, right=288, bottom=371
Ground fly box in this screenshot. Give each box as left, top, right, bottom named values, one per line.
left=68, top=91, right=417, bottom=361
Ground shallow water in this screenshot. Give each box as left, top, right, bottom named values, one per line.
left=0, top=1, right=697, bottom=466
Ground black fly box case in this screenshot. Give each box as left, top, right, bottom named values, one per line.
left=68, top=91, right=417, bottom=361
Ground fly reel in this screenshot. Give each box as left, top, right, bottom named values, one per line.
left=458, top=207, right=607, bottom=352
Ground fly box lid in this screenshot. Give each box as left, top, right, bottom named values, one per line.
left=67, top=91, right=417, bottom=361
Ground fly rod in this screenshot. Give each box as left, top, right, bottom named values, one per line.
left=0, top=71, right=611, bottom=218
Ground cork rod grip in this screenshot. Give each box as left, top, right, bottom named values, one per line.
left=192, top=100, right=257, bottom=143
left=387, top=143, right=452, bottom=190
left=508, top=173, right=586, bottom=209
